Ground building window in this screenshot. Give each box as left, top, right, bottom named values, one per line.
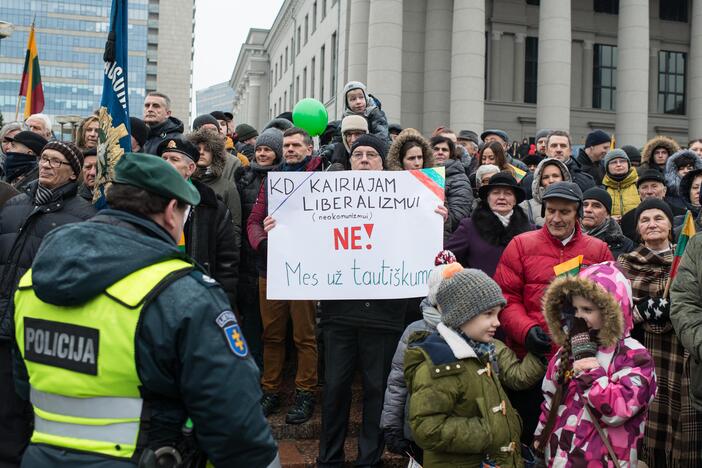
left=660, top=0, right=688, bottom=22
left=291, top=38, right=295, bottom=63
left=305, top=15, right=309, bottom=44
left=320, top=45, right=326, bottom=102
left=594, top=0, right=618, bottom=14
left=311, top=57, right=316, bottom=98
left=284, top=91, right=288, bottom=110
left=290, top=84, right=294, bottom=108
left=296, top=76, right=300, bottom=101
left=524, top=37, right=538, bottom=103
left=285, top=47, right=289, bottom=71
left=280, top=55, right=284, bottom=79
left=593, top=44, right=617, bottom=110
left=299, top=27, right=304, bottom=53
left=279, top=97, right=282, bottom=115
left=658, top=50, right=686, bottom=114
left=274, top=103, right=277, bottom=116
left=313, top=2, right=317, bottom=33
left=322, top=0, right=327, bottom=20
left=275, top=64, right=279, bottom=85
left=526, top=0, right=539, bottom=4
left=331, top=32, right=337, bottom=96
left=303, top=67, right=308, bottom=98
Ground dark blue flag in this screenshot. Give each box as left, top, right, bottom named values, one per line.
left=101, top=0, right=130, bottom=150
left=95, top=0, right=131, bottom=204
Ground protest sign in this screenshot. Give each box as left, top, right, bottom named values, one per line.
left=266, top=168, right=445, bottom=300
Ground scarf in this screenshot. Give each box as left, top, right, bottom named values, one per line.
left=584, top=217, right=610, bottom=238
left=34, top=184, right=54, bottom=206
left=280, top=156, right=311, bottom=172
left=494, top=210, right=513, bottom=227
left=4, top=152, right=37, bottom=183
left=460, top=332, right=499, bottom=374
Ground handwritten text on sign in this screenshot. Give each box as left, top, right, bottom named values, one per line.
left=266, top=168, right=445, bottom=300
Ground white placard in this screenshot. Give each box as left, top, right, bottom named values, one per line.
left=266, top=168, right=445, bottom=300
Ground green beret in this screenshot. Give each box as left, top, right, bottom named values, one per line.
left=112, top=153, right=201, bottom=206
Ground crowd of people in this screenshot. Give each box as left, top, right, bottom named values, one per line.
left=0, top=79, right=701, bottom=467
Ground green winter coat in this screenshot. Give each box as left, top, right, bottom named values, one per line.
left=670, top=233, right=702, bottom=411
left=404, top=323, right=545, bottom=468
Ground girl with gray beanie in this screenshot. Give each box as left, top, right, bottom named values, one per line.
left=404, top=266, right=546, bottom=467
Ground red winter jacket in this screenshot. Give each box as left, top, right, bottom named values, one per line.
left=493, top=224, right=613, bottom=358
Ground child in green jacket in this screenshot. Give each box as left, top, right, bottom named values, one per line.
left=404, top=266, right=546, bottom=468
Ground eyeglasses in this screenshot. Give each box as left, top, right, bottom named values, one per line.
left=40, top=156, right=71, bottom=169
left=351, top=151, right=380, bottom=160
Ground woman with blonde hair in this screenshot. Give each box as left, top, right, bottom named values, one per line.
left=75, top=115, right=99, bottom=151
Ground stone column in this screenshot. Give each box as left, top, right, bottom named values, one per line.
left=513, top=33, right=526, bottom=103
left=450, top=0, right=485, bottom=132
left=489, top=31, right=503, bottom=101
left=689, top=0, right=702, bottom=137
left=649, top=44, right=659, bottom=115
left=536, top=0, right=571, bottom=131
left=249, top=74, right=263, bottom=130
left=423, top=0, right=452, bottom=133
left=615, top=0, right=649, bottom=146
left=347, top=0, right=370, bottom=83
left=582, top=40, right=594, bottom=108
left=367, top=0, right=403, bottom=123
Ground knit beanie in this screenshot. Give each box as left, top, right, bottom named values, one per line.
left=255, top=128, right=284, bottom=162
left=634, top=198, right=674, bottom=230
left=582, top=187, right=613, bottom=214
left=235, top=123, right=258, bottom=142
left=475, top=164, right=500, bottom=185
left=129, top=117, right=149, bottom=147
left=341, top=115, right=369, bottom=135
left=436, top=268, right=506, bottom=329
left=535, top=128, right=551, bottom=142
left=192, top=113, right=220, bottom=131
left=621, top=145, right=641, bottom=165
left=351, top=134, right=387, bottom=160
left=264, top=117, right=294, bottom=132
left=585, top=129, right=611, bottom=148
left=604, top=148, right=630, bottom=171
left=42, top=140, right=84, bottom=176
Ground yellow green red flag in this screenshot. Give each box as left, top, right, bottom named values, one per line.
left=553, top=255, right=584, bottom=277
left=509, top=164, right=527, bottom=183
left=670, top=210, right=696, bottom=280
left=19, top=22, right=44, bottom=119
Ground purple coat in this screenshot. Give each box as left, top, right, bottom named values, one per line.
left=444, top=203, right=532, bottom=277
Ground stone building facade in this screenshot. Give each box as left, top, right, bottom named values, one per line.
left=231, top=0, right=699, bottom=146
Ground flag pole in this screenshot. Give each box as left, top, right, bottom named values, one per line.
left=14, top=96, right=21, bottom=121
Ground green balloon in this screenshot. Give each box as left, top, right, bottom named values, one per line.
left=292, top=98, right=328, bottom=137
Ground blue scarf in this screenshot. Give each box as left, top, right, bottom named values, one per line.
left=461, top=332, right=499, bottom=374
left=280, top=156, right=311, bottom=172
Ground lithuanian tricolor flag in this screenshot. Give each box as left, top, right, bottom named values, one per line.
left=553, top=255, right=584, bottom=277
left=671, top=210, right=696, bottom=280
left=509, top=164, right=527, bottom=183
left=19, top=22, right=44, bottom=119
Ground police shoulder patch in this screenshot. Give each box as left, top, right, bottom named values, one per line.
left=215, top=311, right=248, bottom=358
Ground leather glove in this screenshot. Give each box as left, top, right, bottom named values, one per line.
left=525, top=326, right=552, bottom=356
left=634, top=296, right=670, bottom=324
left=384, top=428, right=411, bottom=455
left=569, top=317, right=598, bottom=361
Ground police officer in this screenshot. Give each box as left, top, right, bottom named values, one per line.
left=12, top=153, right=279, bottom=467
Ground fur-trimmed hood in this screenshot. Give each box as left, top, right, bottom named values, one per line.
left=665, top=149, right=702, bottom=195
left=386, top=128, right=435, bottom=171
left=531, top=158, right=572, bottom=203
left=188, top=129, right=227, bottom=179
left=641, top=135, right=680, bottom=168
left=542, top=261, right=632, bottom=349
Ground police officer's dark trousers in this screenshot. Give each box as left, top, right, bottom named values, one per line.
left=317, top=324, right=399, bottom=467
left=0, top=341, right=32, bottom=468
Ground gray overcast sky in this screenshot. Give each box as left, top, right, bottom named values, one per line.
left=193, top=0, right=284, bottom=92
